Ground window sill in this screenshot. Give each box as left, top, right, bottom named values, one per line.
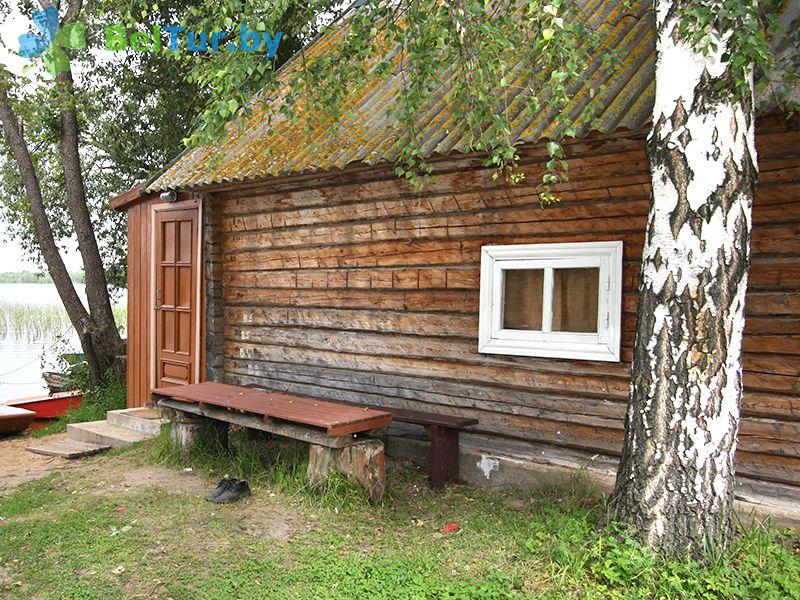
left=478, top=337, right=621, bottom=362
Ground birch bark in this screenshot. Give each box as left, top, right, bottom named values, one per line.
left=609, top=0, right=757, bottom=557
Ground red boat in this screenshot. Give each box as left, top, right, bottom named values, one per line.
left=3, top=390, right=83, bottom=419
left=0, top=405, right=36, bottom=435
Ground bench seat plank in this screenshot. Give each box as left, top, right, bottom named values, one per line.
left=152, top=382, right=392, bottom=436
left=382, top=408, right=477, bottom=429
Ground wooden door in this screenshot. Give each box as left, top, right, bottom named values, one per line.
left=154, top=205, right=199, bottom=388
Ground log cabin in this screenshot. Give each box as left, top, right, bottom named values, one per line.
left=110, top=0, right=800, bottom=523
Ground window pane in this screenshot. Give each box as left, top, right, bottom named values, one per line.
left=552, top=268, right=599, bottom=333
left=503, top=269, right=544, bottom=330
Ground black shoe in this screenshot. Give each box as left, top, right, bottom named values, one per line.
left=210, top=480, right=252, bottom=504
left=206, top=477, right=238, bottom=502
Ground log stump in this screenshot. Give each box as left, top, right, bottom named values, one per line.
left=162, top=408, right=203, bottom=450
left=307, top=439, right=386, bottom=502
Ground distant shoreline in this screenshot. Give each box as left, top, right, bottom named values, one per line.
left=0, top=271, right=85, bottom=284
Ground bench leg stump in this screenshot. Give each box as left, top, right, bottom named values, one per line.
left=425, top=425, right=460, bottom=490
left=168, top=410, right=203, bottom=450
left=307, top=439, right=386, bottom=502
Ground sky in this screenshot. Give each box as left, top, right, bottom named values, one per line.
left=0, top=6, right=84, bottom=272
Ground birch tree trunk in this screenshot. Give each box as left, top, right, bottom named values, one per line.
left=609, top=0, right=757, bottom=557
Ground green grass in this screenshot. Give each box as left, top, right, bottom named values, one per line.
left=0, top=302, right=127, bottom=340
left=0, top=433, right=797, bottom=599
left=31, top=373, right=126, bottom=438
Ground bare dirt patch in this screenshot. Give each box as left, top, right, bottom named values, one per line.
left=0, top=433, right=93, bottom=494
left=117, top=465, right=210, bottom=495
left=225, top=497, right=297, bottom=542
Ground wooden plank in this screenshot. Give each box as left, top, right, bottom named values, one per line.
left=27, top=440, right=110, bottom=458
left=157, top=397, right=358, bottom=448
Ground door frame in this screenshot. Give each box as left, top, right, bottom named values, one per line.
left=149, top=197, right=203, bottom=390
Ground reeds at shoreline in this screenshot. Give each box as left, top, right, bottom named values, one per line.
left=0, top=302, right=127, bottom=340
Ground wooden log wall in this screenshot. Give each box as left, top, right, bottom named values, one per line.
left=203, top=117, right=799, bottom=490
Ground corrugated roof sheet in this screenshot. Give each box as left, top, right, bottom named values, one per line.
left=147, top=0, right=797, bottom=192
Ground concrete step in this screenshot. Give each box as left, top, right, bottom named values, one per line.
left=107, top=407, right=167, bottom=436
left=67, top=420, right=153, bottom=449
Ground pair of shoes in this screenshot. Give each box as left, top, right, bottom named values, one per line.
left=205, top=477, right=252, bottom=503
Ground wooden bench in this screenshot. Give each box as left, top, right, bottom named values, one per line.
left=244, top=384, right=478, bottom=490
left=151, top=382, right=392, bottom=501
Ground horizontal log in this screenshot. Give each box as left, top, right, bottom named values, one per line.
left=224, top=306, right=479, bottom=337
left=222, top=266, right=481, bottom=290
left=748, top=258, right=800, bottom=291
left=739, top=419, right=800, bottom=457
left=745, top=293, right=800, bottom=317
left=223, top=287, right=479, bottom=313
left=743, top=370, right=800, bottom=395
left=744, top=331, right=800, bottom=360
left=743, top=317, right=800, bottom=336
left=741, top=393, right=800, bottom=421
left=736, top=450, right=800, bottom=487
left=744, top=353, right=800, bottom=377
left=750, top=223, right=800, bottom=256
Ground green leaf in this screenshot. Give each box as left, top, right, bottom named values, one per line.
left=53, top=23, right=86, bottom=50
left=546, top=141, right=563, bottom=158
left=542, top=28, right=555, bottom=41
left=42, top=46, right=70, bottom=76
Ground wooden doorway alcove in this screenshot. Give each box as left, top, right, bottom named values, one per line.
left=152, top=200, right=201, bottom=389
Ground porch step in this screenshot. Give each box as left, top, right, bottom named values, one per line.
left=27, top=439, right=111, bottom=459
left=67, top=420, right=152, bottom=449
left=107, top=407, right=167, bottom=436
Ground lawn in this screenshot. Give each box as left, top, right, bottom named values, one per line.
left=0, top=430, right=797, bottom=599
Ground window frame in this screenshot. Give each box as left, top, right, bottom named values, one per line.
left=478, top=241, right=623, bottom=362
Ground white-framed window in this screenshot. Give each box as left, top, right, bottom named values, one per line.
left=478, top=241, right=623, bottom=362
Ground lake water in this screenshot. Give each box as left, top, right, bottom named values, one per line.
left=0, top=283, right=126, bottom=402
